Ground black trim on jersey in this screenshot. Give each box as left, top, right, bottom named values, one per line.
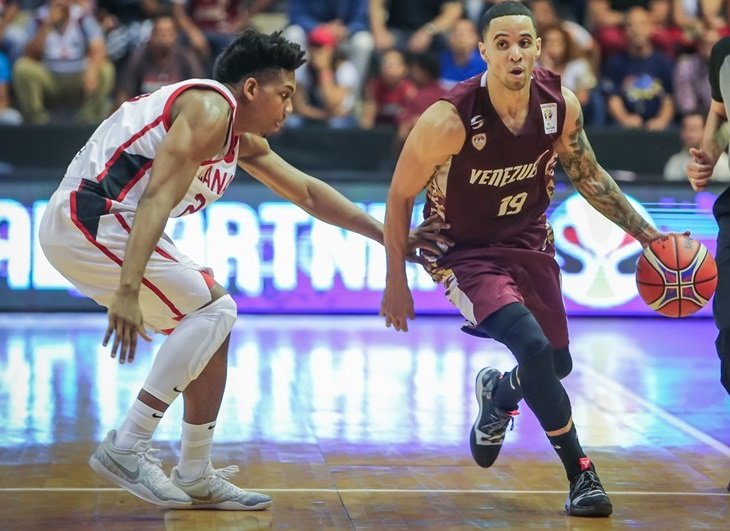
left=710, top=37, right=730, bottom=102
left=74, top=181, right=110, bottom=239
left=101, top=152, right=152, bottom=200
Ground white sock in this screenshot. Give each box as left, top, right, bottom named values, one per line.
left=115, top=399, right=164, bottom=449
left=177, top=420, right=216, bottom=480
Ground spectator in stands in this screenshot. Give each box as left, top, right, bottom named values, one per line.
left=673, top=0, right=730, bottom=38
left=588, top=0, right=647, bottom=60
left=529, top=0, right=597, bottom=67
left=360, top=47, right=415, bottom=129
left=283, top=0, right=372, bottom=93
left=539, top=24, right=602, bottom=124
left=1, top=0, right=24, bottom=60
left=602, top=6, right=675, bottom=130
left=673, top=26, right=719, bottom=116
left=369, top=0, right=463, bottom=54
left=439, top=18, right=484, bottom=89
left=290, top=26, right=359, bottom=128
left=13, top=0, right=115, bottom=124
left=116, top=15, right=204, bottom=106
left=647, top=0, right=692, bottom=58
left=172, top=0, right=278, bottom=72
left=664, top=111, right=730, bottom=181
left=396, top=52, right=447, bottom=143
left=97, top=0, right=171, bottom=75
left=0, top=48, right=20, bottom=124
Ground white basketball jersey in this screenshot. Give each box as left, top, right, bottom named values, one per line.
left=61, top=79, right=239, bottom=218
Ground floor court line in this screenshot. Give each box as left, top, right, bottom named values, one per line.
left=0, top=488, right=727, bottom=497
left=576, top=364, right=730, bottom=458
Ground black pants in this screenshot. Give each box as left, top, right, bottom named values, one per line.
left=714, top=191, right=730, bottom=395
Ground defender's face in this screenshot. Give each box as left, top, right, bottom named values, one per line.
left=236, top=69, right=295, bottom=136
left=479, top=15, right=540, bottom=91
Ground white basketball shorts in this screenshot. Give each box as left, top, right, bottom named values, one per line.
left=39, top=187, right=215, bottom=333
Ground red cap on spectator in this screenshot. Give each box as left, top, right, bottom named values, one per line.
left=308, top=26, right=337, bottom=47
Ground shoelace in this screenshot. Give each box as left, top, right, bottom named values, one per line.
left=479, top=410, right=518, bottom=442
left=573, top=470, right=604, bottom=497
left=208, top=465, right=241, bottom=492
left=135, top=447, right=173, bottom=487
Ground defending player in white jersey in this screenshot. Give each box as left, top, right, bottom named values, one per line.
left=39, top=29, right=450, bottom=510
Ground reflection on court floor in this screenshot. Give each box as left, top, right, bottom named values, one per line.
left=1, top=314, right=728, bottom=529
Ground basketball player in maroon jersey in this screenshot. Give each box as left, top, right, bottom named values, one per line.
left=381, top=2, right=671, bottom=517
left=40, top=29, right=449, bottom=510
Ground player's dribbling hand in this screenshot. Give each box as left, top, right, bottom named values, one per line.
left=643, top=230, right=691, bottom=248
left=380, top=280, right=415, bottom=332
left=406, top=214, right=454, bottom=266
left=687, top=148, right=714, bottom=191
left=104, top=288, right=152, bottom=365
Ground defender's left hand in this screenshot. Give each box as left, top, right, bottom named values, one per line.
left=406, top=214, right=453, bottom=265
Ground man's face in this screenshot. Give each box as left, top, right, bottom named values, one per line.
left=236, top=69, right=296, bottom=136
left=150, top=17, right=177, bottom=51
left=626, top=8, right=652, bottom=48
left=479, top=15, right=540, bottom=91
left=681, top=115, right=705, bottom=149
left=531, top=0, right=556, bottom=30
left=449, top=19, right=479, bottom=56
left=380, top=49, right=407, bottom=85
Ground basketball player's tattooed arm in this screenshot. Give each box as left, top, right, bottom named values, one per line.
left=555, top=89, right=663, bottom=248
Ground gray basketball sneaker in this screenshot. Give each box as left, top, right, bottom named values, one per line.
left=89, top=430, right=192, bottom=508
left=170, top=463, right=272, bottom=510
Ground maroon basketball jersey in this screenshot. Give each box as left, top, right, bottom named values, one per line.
left=425, top=68, right=565, bottom=251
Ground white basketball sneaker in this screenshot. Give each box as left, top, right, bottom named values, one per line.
left=170, top=463, right=272, bottom=510
left=89, top=430, right=192, bottom=508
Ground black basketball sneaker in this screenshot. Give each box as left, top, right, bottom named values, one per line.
left=469, top=367, right=519, bottom=468
left=565, top=458, right=613, bottom=517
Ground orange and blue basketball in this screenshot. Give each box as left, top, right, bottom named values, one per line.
left=636, top=234, right=717, bottom=317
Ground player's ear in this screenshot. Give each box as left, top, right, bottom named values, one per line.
left=242, top=77, right=258, bottom=102
left=478, top=41, right=489, bottom=63
left=535, top=36, right=541, bottom=58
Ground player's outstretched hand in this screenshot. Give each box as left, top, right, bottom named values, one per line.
left=687, top=148, right=714, bottom=191
left=406, top=214, right=453, bottom=265
left=104, top=288, right=152, bottom=364
left=380, top=280, right=415, bottom=332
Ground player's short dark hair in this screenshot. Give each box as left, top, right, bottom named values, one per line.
left=479, top=1, right=537, bottom=36
left=213, top=29, right=306, bottom=85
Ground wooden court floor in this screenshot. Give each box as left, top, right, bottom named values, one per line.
left=0, top=314, right=728, bottom=529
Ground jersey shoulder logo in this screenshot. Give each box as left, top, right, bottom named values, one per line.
left=540, top=103, right=557, bottom=134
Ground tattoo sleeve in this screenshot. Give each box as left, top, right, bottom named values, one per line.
left=559, top=115, right=655, bottom=242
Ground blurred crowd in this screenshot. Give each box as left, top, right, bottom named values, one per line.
left=1, top=0, right=729, bottom=179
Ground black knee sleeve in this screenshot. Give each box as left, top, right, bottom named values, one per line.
left=480, top=303, right=572, bottom=431
left=553, top=347, right=573, bottom=379
left=480, top=303, right=552, bottom=360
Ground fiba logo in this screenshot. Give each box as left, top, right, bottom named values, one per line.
left=550, top=193, right=655, bottom=308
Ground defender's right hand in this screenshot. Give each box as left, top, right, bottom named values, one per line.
left=104, top=288, right=152, bottom=364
